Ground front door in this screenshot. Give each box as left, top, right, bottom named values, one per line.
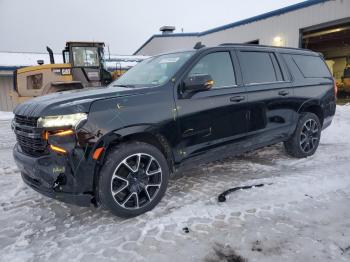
left=174, top=49, right=249, bottom=164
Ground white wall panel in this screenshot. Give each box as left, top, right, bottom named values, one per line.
left=0, top=76, right=15, bottom=112
left=136, top=0, right=350, bottom=55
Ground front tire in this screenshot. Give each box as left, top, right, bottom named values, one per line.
left=98, top=142, right=169, bottom=218
left=284, top=112, right=321, bottom=158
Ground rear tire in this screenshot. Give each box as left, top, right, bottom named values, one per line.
left=98, top=142, right=169, bottom=218
left=284, top=112, right=321, bottom=158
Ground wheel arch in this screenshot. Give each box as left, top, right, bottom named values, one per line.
left=297, top=100, right=324, bottom=127
left=91, top=125, right=174, bottom=203
left=118, top=132, right=174, bottom=171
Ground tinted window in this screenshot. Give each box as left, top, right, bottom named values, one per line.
left=188, top=52, right=236, bottom=88
left=292, top=55, right=331, bottom=78
left=270, top=54, right=284, bottom=81
left=239, top=51, right=281, bottom=84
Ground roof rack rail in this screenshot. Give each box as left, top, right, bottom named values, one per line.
left=219, top=43, right=240, bottom=46
left=218, top=43, right=315, bottom=52
left=219, top=43, right=271, bottom=47
left=219, top=43, right=272, bottom=48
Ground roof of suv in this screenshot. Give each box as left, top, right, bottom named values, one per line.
left=156, top=44, right=320, bottom=57
left=208, top=43, right=320, bottom=56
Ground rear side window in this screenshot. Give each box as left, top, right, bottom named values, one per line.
left=291, top=54, right=331, bottom=78
left=188, top=52, right=236, bottom=88
left=239, top=51, right=283, bottom=84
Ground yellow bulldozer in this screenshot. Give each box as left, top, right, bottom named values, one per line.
left=11, top=41, right=127, bottom=105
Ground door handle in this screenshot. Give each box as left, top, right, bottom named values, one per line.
left=278, top=90, right=289, bottom=96
left=230, top=96, right=245, bottom=102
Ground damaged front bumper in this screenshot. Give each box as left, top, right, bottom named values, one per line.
left=13, top=143, right=92, bottom=207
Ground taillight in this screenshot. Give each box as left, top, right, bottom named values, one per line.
left=333, top=78, right=338, bottom=97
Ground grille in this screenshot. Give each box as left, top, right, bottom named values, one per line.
left=14, top=115, right=38, bottom=127
left=14, top=115, right=48, bottom=157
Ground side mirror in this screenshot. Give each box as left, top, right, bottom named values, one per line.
left=183, top=74, right=214, bottom=93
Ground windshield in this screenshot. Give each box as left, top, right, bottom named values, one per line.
left=72, top=46, right=100, bottom=67
left=111, top=51, right=194, bottom=87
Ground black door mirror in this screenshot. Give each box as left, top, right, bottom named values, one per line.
left=183, top=74, right=214, bottom=93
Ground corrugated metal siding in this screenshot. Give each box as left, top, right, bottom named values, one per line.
left=136, top=0, right=350, bottom=55
left=202, top=0, right=350, bottom=47
left=0, top=76, right=15, bottom=112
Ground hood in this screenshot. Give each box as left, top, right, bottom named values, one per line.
left=14, top=86, right=151, bottom=117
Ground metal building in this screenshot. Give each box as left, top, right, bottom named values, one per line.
left=134, top=0, right=350, bottom=100
left=134, top=0, right=350, bottom=56
left=0, top=70, right=15, bottom=112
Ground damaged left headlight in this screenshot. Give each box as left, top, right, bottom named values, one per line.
left=37, top=113, right=88, bottom=129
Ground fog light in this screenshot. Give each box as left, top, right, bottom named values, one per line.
left=55, top=130, right=74, bottom=136
left=50, top=144, right=67, bottom=154
left=43, top=129, right=74, bottom=140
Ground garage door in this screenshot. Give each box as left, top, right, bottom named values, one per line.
left=301, top=19, right=350, bottom=104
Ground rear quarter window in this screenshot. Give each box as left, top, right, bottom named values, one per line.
left=291, top=54, right=331, bottom=78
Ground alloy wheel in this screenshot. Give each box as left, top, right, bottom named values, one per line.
left=110, top=153, right=162, bottom=209
left=300, top=119, right=319, bottom=153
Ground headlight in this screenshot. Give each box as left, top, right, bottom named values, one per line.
left=37, top=113, right=87, bottom=128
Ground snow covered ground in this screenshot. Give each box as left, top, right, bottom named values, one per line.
left=1, top=107, right=350, bottom=262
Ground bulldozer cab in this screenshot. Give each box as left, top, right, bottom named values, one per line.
left=63, top=42, right=112, bottom=87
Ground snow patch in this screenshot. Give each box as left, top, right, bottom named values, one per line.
left=0, top=105, right=350, bottom=261
left=0, top=111, right=13, bottom=121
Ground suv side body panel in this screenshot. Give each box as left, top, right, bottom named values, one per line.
left=236, top=47, right=297, bottom=147
left=172, top=47, right=249, bottom=166
left=12, top=45, right=336, bottom=207
left=83, top=83, right=177, bottom=150
left=281, top=53, right=336, bottom=128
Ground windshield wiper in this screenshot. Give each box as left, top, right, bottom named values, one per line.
left=112, top=84, right=135, bottom=88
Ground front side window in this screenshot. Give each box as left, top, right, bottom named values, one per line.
left=240, top=51, right=281, bottom=84
left=188, top=52, right=236, bottom=88
left=72, top=47, right=99, bottom=67
left=112, top=51, right=194, bottom=87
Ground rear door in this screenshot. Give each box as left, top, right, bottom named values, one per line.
left=174, top=48, right=249, bottom=164
left=237, top=48, right=295, bottom=143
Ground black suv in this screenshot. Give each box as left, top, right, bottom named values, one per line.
left=12, top=44, right=336, bottom=217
